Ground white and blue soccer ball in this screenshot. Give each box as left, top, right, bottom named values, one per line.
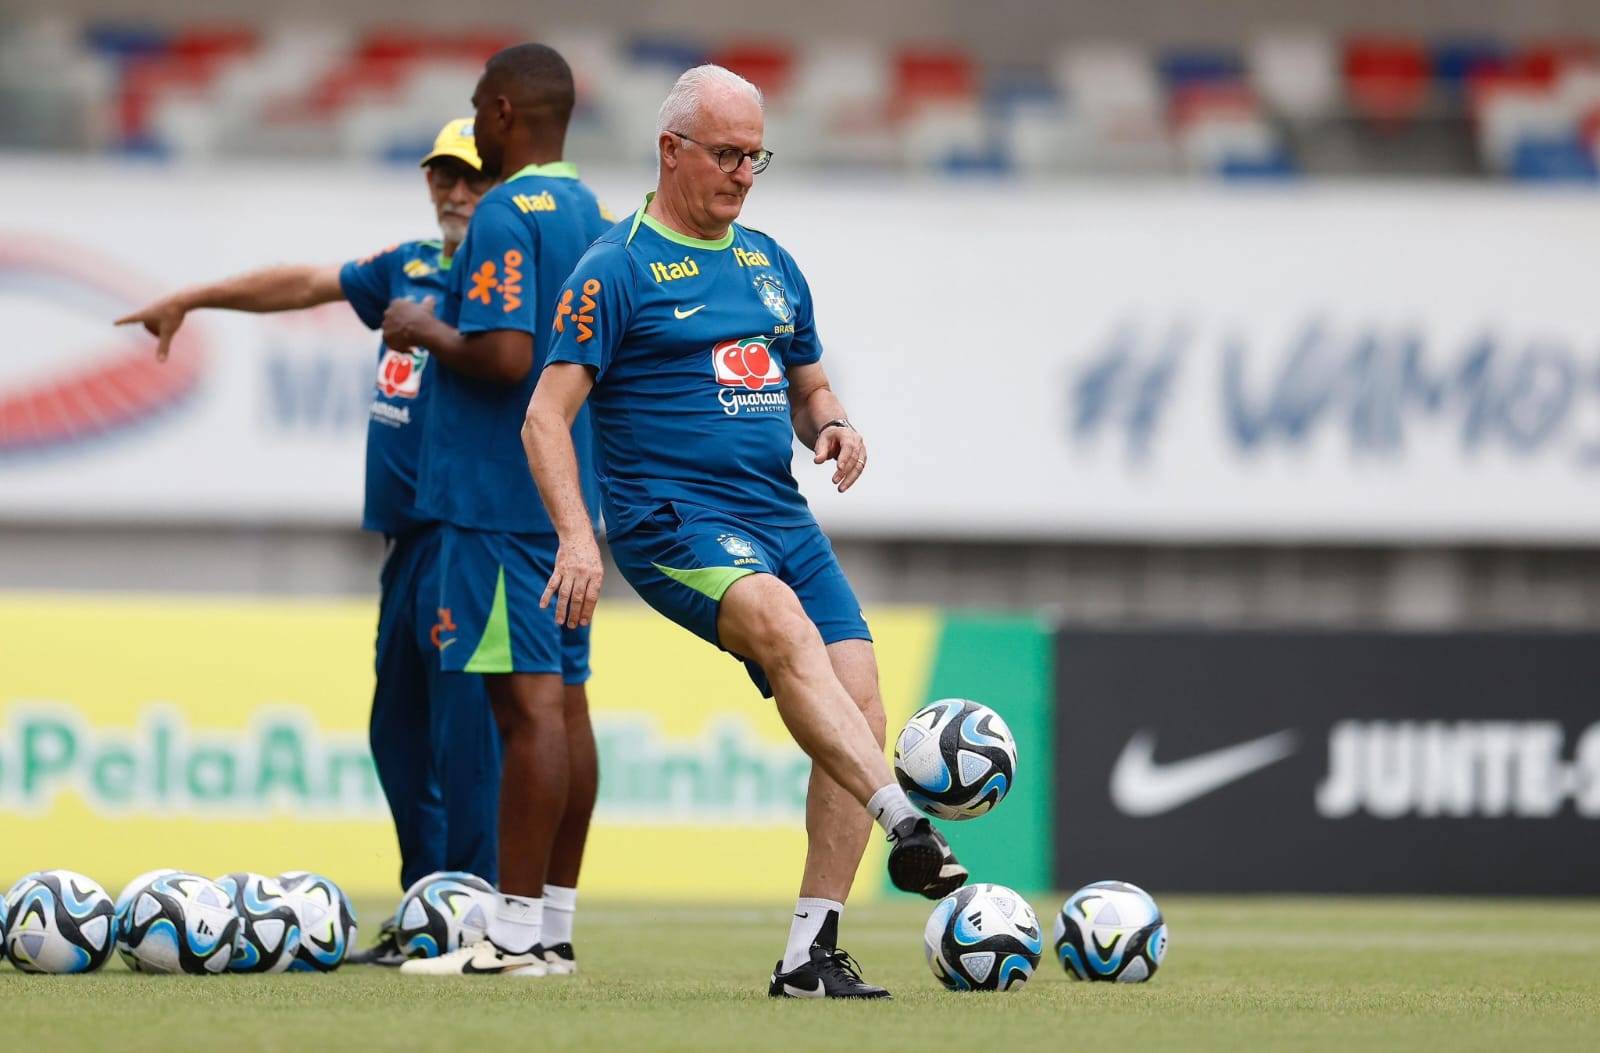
left=277, top=871, right=358, bottom=972
left=113, top=869, right=180, bottom=920
left=4, top=870, right=116, bottom=974
left=214, top=873, right=301, bottom=974
left=894, top=698, right=1019, bottom=821
left=116, top=871, right=240, bottom=974
left=1054, top=880, right=1168, bottom=983
left=394, top=870, right=496, bottom=959
left=924, top=882, right=1043, bottom=992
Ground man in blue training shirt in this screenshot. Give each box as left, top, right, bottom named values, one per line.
left=381, top=43, right=611, bottom=978
left=114, top=120, right=503, bottom=964
left=522, top=65, right=969, bottom=1000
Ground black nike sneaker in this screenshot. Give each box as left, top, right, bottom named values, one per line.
left=345, top=917, right=406, bottom=967
left=769, top=945, right=891, bottom=999
left=886, top=816, right=969, bottom=899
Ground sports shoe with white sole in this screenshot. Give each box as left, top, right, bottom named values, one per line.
left=768, top=945, right=891, bottom=999
left=542, top=942, right=578, bottom=975
left=399, top=938, right=547, bottom=976
left=886, top=816, right=969, bottom=899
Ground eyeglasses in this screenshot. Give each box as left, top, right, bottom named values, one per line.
left=670, top=131, right=773, bottom=174
left=429, top=164, right=494, bottom=193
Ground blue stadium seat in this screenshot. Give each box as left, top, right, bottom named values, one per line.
left=1508, top=136, right=1599, bottom=181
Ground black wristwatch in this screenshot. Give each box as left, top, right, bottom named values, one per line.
left=818, top=418, right=853, bottom=436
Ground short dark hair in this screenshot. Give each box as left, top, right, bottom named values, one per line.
left=484, top=43, right=576, bottom=125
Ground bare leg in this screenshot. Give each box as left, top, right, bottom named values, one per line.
left=717, top=575, right=894, bottom=807
left=484, top=672, right=569, bottom=897
left=546, top=683, right=597, bottom=889
left=797, top=639, right=883, bottom=903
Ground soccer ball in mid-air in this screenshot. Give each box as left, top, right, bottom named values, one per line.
left=117, top=871, right=240, bottom=974
left=394, top=870, right=496, bottom=959
left=923, top=882, right=1044, bottom=991
left=1054, top=880, right=1168, bottom=983
left=894, top=698, right=1018, bottom=820
left=4, top=870, right=117, bottom=974
left=215, top=873, right=302, bottom=973
left=277, top=871, right=358, bottom=972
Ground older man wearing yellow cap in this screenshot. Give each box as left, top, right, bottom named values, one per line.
left=116, top=121, right=509, bottom=965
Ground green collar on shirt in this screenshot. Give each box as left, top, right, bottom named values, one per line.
left=626, top=192, right=735, bottom=250
left=503, top=160, right=581, bottom=181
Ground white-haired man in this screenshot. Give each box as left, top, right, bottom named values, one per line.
left=115, top=120, right=503, bottom=964
left=522, top=65, right=968, bottom=999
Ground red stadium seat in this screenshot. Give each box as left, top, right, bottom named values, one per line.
left=892, top=46, right=976, bottom=118
left=710, top=42, right=795, bottom=99
left=1343, top=36, right=1430, bottom=123
left=116, top=26, right=258, bottom=143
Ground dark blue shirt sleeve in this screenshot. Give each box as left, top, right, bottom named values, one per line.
left=453, top=200, right=539, bottom=336
left=780, top=247, right=822, bottom=367
left=546, top=242, right=634, bottom=383
left=338, top=244, right=401, bottom=330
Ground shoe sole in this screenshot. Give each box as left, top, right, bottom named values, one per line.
left=888, top=843, right=970, bottom=899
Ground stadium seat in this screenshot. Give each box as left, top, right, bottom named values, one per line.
left=710, top=42, right=795, bottom=100
left=1343, top=36, right=1431, bottom=124
left=1248, top=30, right=1340, bottom=122
left=1054, top=43, right=1175, bottom=173
left=1508, top=135, right=1599, bottom=181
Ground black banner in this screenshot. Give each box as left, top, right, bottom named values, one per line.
left=1054, top=630, right=1600, bottom=894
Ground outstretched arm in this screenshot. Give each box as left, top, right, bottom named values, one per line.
left=788, top=360, right=868, bottom=492
left=114, top=264, right=344, bottom=361
left=523, top=361, right=601, bottom=628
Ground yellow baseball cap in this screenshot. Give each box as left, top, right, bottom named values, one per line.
left=419, top=118, right=482, bottom=170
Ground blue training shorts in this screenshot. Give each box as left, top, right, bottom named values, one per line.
left=607, top=501, right=870, bottom=696
left=434, top=523, right=590, bottom=681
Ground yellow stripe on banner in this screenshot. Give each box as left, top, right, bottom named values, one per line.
left=0, top=592, right=391, bottom=895
left=0, top=593, right=942, bottom=904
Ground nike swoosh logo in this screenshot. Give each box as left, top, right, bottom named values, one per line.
left=1110, top=729, right=1299, bottom=816
left=782, top=981, right=825, bottom=998
left=674, top=304, right=706, bottom=319
left=437, top=638, right=456, bottom=651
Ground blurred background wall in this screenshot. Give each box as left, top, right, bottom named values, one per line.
left=4, top=0, right=1600, bottom=626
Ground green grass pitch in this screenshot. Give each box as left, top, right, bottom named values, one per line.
left=5, top=895, right=1597, bottom=1052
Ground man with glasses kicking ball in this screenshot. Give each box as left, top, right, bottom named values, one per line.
left=522, top=65, right=968, bottom=1000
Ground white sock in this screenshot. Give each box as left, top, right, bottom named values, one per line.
left=781, top=898, right=842, bottom=973
left=867, top=783, right=921, bottom=836
left=542, top=885, right=577, bottom=947
left=488, top=894, right=542, bottom=955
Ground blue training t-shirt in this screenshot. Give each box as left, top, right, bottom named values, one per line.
left=339, top=239, right=451, bottom=536
left=544, top=198, right=824, bottom=539
left=419, top=162, right=611, bottom=534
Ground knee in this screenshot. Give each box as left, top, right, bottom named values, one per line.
left=488, top=678, right=564, bottom=739
left=721, top=580, right=819, bottom=664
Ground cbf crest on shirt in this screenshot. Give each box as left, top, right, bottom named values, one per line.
left=544, top=200, right=824, bottom=539
left=338, top=239, right=452, bottom=536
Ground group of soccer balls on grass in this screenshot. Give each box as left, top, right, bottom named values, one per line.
left=2, top=697, right=1166, bottom=990
left=0, top=862, right=507, bottom=977
left=894, top=698, right=1169, bottom=992
left=0, top=868, right=361, bottom=975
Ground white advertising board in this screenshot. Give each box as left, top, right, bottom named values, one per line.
left=3, top=160, right=1598, bottom=541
